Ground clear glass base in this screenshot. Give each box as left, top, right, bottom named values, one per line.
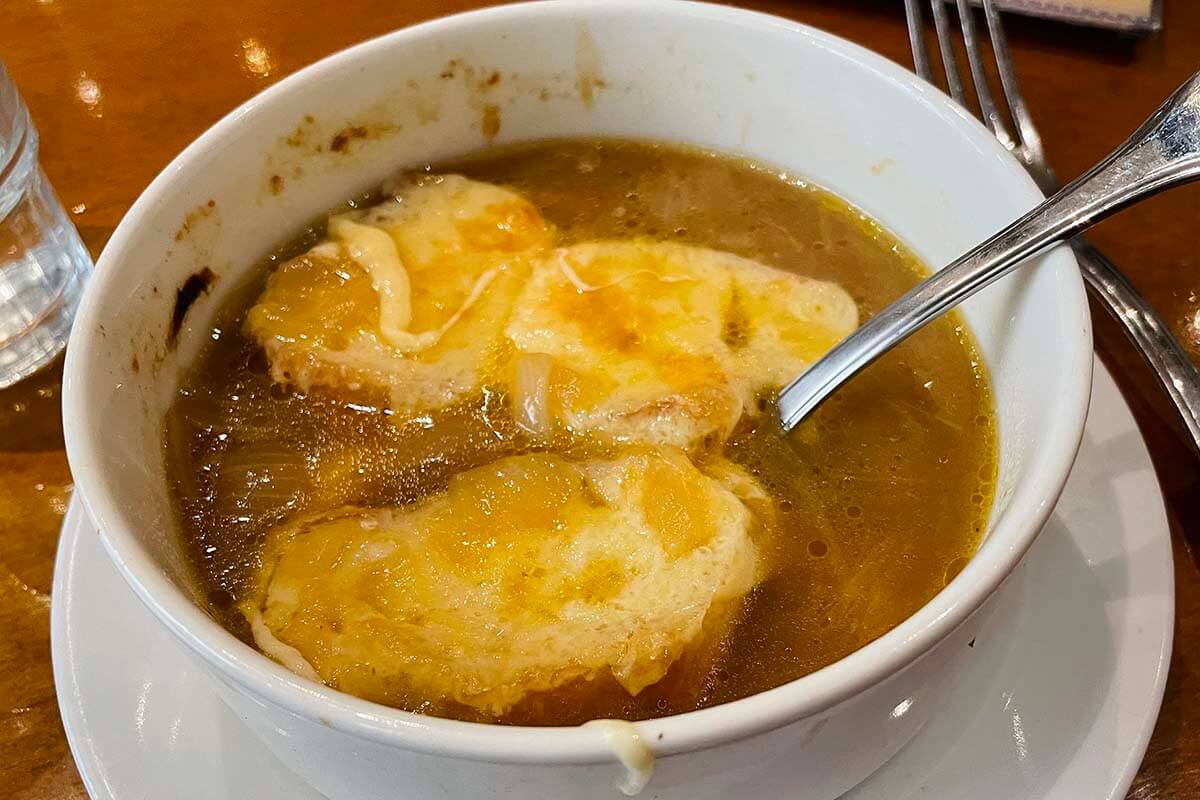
left=0, top=65, right=93, bottom=389
left=0, top=169, right=92, bottom=389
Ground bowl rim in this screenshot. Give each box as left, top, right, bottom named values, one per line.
left=62, top=0, right=1092, bottom=765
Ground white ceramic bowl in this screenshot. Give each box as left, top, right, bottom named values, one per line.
left=61, top=2, right=1092, bottom=798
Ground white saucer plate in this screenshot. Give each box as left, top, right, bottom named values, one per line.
left=51, top=359, right=1174, bottom=800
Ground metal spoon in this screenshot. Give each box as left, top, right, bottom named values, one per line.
left=777, top=70, right=1200, bottom=432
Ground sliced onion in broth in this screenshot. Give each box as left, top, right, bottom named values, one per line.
left=513, top=353, right=554, bottom=437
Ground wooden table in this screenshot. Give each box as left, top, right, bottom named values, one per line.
left=2, top=1, right=1198, bottom=796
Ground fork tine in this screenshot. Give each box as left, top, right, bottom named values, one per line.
left=955, top=0, right=1017, bottom=150
left=981, top=0, right=1048, bottom=166
left=929, top=0, right=968, bottom=105
left=903, top=0, right=935, bottom=82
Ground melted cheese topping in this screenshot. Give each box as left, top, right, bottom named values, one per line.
left=584, top=719, right=656, bottom=796
left=327, top=217, right=416, bottom=346
left=241, top=447, right=766, bottom=716
left=504, top=240, right=859, bottom=449
left=247, top=178, right=857, bottom=447
left=245, top=175, right=555, bottom=413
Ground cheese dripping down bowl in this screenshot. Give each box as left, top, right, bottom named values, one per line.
left=61, top=2, right=1091, bottom=798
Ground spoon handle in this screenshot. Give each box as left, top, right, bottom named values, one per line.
left=777, top=70, right=1200, bottom=432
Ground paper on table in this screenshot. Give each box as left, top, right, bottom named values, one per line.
left=993, top=0, right=1160, bottom=31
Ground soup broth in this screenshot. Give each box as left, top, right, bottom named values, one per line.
left=166, top=139, right=996, bottom=725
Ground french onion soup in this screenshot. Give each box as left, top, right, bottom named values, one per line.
left=165, top=139, right=996, bottom=725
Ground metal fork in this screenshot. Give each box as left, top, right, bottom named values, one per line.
left=904, top=0, right=1200, bottom=450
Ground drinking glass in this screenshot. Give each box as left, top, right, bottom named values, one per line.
left=0, top=61, right=92, bottom=388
